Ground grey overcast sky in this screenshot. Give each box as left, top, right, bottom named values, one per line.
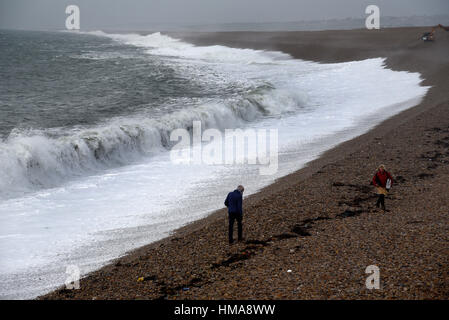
left=1, top=0, right=448, bottom=30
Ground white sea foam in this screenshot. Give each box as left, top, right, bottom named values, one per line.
left=0, top=31, right=429, bottom=299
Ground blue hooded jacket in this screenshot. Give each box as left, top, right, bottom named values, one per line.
left=224, top=190, right=243, bottom=215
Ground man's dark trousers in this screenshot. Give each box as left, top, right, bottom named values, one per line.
left=228, top=211, right=243, bottom=243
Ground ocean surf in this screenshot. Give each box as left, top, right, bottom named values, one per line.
left=0, top=30, right=429, bottom=299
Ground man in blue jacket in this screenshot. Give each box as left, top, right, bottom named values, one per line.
left=224, top=185, right=244, bottom=244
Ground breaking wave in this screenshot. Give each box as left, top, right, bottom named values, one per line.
left=0, top=87, right=304, bottom=199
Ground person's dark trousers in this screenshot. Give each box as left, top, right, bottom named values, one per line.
left=228, top=212, right=243, bottom=243
left=376, top=194, right=385, bottom=210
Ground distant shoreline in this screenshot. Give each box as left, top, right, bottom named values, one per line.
left=3, top=13, right=448, bottom=33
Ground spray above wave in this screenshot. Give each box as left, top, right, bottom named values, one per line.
left=84, top=31, right=292, bottom=63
